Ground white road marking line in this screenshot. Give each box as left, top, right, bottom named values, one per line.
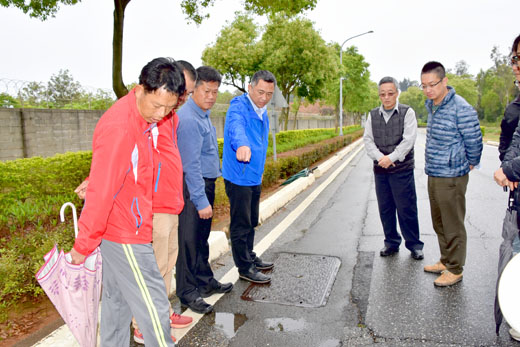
left=174, top=145, right=364, bottom=342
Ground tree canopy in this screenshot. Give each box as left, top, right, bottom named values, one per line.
left=1, top=0, right=318, bottom=98
left=0, top=0, right=80, bottom=20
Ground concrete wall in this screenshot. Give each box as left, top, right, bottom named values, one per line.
left=0, top=107, right=337, bottom=161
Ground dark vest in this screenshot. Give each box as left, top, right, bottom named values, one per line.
left=370, top=104, right=414, bottom=174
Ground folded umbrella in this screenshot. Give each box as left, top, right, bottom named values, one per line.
left=280, top=167, right=317, bottom=186
left=35, top=202, right=102, bottom=347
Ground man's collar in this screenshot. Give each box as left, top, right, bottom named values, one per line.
left=379, top=102, right=398, bottom=115
left=187, top=97, right=210, bottom=117
left=247, top=93, right=266, bottom=116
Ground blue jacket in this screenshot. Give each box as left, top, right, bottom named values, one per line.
left=222, top=93, right=269, bottom=186
left=424, top=87, right=482, bottom=178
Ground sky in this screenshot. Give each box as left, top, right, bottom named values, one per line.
left=0, top=0, right=518, bottom=94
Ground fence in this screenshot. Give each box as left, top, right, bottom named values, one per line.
left=0, top=107, right=339, bottom=161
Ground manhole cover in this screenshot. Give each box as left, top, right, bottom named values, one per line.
left=241, top=252, right=341, bottom=307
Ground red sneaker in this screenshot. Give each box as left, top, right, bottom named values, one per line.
left=133, top=328, right=177, bottom=344
left=133, top=328, right=144, bottom=344
left=170, top=312, right=193, bottom=328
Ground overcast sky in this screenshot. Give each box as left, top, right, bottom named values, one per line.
left=0, top=0, right=517, bottom=93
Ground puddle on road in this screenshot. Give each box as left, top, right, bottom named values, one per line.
left=318, top=339, right=341, bottom=347
left=265, top=317, right=306, bottom=332
left=208, top=312, right=248, bottom=338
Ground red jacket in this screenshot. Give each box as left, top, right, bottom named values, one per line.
left=74, top=89, right=155, bottom=256
left=152, top=112, right=184, bottom=214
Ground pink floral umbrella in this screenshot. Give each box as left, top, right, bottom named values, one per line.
left=35, top=203, right=102, bottom=347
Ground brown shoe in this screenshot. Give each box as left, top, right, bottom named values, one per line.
left=424, top=261, right=447, bottom=274
left=433, top=270, right=463, bottom=287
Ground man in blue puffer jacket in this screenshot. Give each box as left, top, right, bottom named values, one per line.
left=222, top=70, right=276, bottom=284
left=421, top=61, right=483, bottom=287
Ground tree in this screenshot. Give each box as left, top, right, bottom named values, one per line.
left=454, top=60, right=470, bottom=76
left=47, top=69, right=82, bottom=108
left=398, top=78, right=418, bottom=92
left=446, top=73, right=478, bottom=109
left=0, top=93, right=20, bottom=108
left=320, top=45, right=373, bottom=130
left=182, top=0, right=317, bottom=23
left=202, top=13, right=261, bottom=92
left=2, top=0, right=318, bottom=98
left=399, top=86, right=427, bottom=121
left=480, top=90, right=503, bottom=123
left=258, top=15, right=337, bottom=130
left=19, top=81, right=48, bottom=108
left=0, top=0, right=80, bottom=20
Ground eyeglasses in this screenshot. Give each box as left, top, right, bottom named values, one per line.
left=420, top=79, right=443, bottom=90
left=510, top=55, right=520, bottom=67
left=379, top=92, right=397, bottom=98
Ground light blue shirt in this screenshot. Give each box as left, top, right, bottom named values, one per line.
left=177, top=97, right=221, bottom=210
left=247, top=93, right=266, bottom=120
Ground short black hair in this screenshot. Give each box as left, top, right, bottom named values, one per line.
left=195, top=66, right=222, bottom=87
left=513, top=34, right=520, bottom=54
left=177, top=60, right=197, bottom=82
left=421, top=61, right=446, bottom=79
left=378, top=76, right=399, bottom=90
left=251, top=70, right=277, bottom=87
left=139, top=57, right=185, bottom=95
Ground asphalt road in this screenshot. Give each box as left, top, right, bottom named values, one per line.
left=167, top=130, right=519, bottom=347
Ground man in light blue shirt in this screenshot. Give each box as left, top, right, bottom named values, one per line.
left=176, top=66, right=233, bottom=314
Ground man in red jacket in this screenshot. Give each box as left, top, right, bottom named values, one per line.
left=70, top=58, right=184, bottom=347
left=132, top=61, right=197, bottom=344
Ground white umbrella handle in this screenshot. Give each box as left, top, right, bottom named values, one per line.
left=60, top=202, right=78, bottom=238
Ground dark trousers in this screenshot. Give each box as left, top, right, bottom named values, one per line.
left=427, top=174, right=468, bottom=275
left=224, top=179, right=261, bottom=273
left=176, top=177, right=218, bottom=303
left=374, top=169, right=423, bottom=251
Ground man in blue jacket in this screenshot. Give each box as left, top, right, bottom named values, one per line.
left=222, top=70, right=276, bottom=283
left=421, top=61, right=482, bottom=287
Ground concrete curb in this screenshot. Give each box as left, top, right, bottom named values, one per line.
left=34, top=137, right=363, bottom=346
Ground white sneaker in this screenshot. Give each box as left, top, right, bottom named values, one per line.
left=510, top=328, right=520, bottom=342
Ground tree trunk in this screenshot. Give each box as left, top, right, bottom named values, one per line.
left=292, top=96, right=301, bottom=130
left=113, top=0, right=130, bottom=99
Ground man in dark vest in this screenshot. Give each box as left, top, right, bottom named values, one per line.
left=363, top=76, right=424, bottom=260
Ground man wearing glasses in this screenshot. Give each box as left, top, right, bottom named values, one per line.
left=492, top=33, right=520, bottom=343
left=363, top=76, right=424, bottom=260
left=421, top=61, right=483, bottom=287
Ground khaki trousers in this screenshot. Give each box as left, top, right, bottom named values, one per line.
left=427, top=174, right=468, bottom=275
left=133, top=213, right=179, bottom=330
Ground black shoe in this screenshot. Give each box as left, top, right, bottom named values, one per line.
left=239, top=267, right=271, bottom=283
left=380, top=246, right=399, bottom=257
left=200, top=282, right=234, bottom=298
left=180, top=297, right=213, bottom=314
left=254, top=258, right=274, bottom=270
left=411, top=249, right=424, bottom=260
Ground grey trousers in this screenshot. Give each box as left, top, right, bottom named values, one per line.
left=99, top=240, right=175, bottom=347
left=427, top=174, right=469, bottom=275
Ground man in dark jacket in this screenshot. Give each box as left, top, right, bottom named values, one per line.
left=492, top=33, right=520, bottom=342
left=363, top=76, right=423, bottom=260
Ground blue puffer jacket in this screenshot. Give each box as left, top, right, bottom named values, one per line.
left=424, top=87, right=483, bottom=178
left=222, top=93, right=270, bottom=186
